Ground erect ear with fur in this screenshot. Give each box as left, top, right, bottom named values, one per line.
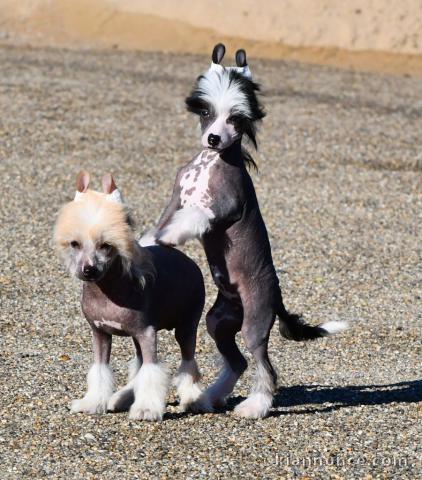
left=102, top=173, right=117, bottom=194
left=235, top=49, right=247, bottom=67
left=212, top=43, right=226, bottom=64
left=102, top=173, right=123, bottom=203
left=76, top=170, right=90, bottom=193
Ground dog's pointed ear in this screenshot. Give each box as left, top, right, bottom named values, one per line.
left=76, top=170, right=90, bottom=193
left=235, top=49, right=247, bottom=67
left=212, top=43, right=226, bottom=64
left=102, top=173, right=117, bottom=194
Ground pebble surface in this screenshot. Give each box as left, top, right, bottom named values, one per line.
left=0, top=46, right=421, bottom=479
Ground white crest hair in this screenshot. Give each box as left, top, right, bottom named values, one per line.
left=55, top=189, right=155, bottom=287
left=209, top=62, right=252, bottom=80
left=75, top=189, right=123, bottom=203
left=197, top=70, right=252, bottom=118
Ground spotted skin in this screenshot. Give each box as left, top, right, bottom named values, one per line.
left=179, top=151, right=218, bottom=218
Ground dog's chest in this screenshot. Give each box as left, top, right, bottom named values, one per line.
left=179, top=150, right=218, bottom=218
left=82, top=285, right=138, bottom=336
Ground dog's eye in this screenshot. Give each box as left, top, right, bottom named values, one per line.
left=70, top=240, right=80, bottom=249
left=200, top=109, right=209, bottom=118
left=100, top=242, right=112, bottom=251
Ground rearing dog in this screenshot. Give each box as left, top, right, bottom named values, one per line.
left=141, top=44, right=347, bottom=418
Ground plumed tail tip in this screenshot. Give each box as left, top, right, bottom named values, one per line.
left=320, top=320, right=348, bottom=335
left=278, top=312, right=348, bottom=341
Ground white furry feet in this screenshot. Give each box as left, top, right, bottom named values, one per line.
left=129, top=363, right=169, bottom=421
left=71, top=397, right=108, bottom=414
left=138, top=229, right=157, bottom=247
left=202, top=364, right=240, bottom=409
left=174, top=360, right=213, bottom=413
left=71, top=363, right=114, bottom=414
left=234, top=393, right=273, bottom=419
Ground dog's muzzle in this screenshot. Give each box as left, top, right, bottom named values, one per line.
left=82, top=265, right=100, bottom=281
left=208, top=134, right=221, bottom=148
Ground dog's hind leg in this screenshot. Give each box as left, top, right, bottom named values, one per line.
left=234, top=300, right=277, bottom=419
left=174, top=322, right=212, bottom=413
left=107, top=338, right=143, bottom=412
left=71, top=327, right=114, bottom=415
left=203, top=293, right=246, bottom=408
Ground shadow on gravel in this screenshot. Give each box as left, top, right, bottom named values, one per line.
left=164, top=380, right=422, bottom=419
left=267, top=380, right=422, bottom=416
left=198, top=380, right=422, bottom=418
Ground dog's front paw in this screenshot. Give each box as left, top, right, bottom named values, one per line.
left=139, top=230, right=158, bottom=247
left=70, top=397, right=108, bottom=415
left=156, top=228, right=179, bottom=247
left=129, top=403, right=164, bottom=421
left=233, top=393, right=272, bottom=419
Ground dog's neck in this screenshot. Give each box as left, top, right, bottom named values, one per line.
left=216, top=139, right=244, bottom=167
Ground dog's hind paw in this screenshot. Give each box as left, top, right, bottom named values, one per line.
left=107, top=388, right=135, bottom=412
left=233, top=393, right=272, bottom=419
left=182, top=393, right=214, bottom=414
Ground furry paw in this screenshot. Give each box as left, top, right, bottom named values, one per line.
left=129, top=404, right=164, bottom=421
left=181, top=393, right=214, bottom=414
left=70, top=397, right=108, bottom=415
left=156, top=207, right=210, bottom=246
left=107, top=388, right=135, bottom=412
left=138, top=230, right=158, bottom=247
left=156, top=228, right=179, bottom=247
left=234, top=393, right=272, bottom=419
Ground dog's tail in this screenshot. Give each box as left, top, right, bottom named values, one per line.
left=277, top=300, right=347, bottom=341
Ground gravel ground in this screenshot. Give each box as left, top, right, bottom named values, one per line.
left=0, top=45, right=421, bottom=479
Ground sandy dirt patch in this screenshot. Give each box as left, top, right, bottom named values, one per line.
left=0, top=0, right=421, bottom=76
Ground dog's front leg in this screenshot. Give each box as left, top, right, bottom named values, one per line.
left=107, top=338, right=142, bottom=412
left=71, top=327, right=114, bottom=414
left=129, top=326, right=169, bottom=421
left=139, top=175, right=182, bottom=246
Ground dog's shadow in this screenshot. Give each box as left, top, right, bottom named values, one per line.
left=191, top=379, right=421, bottom=419
left=235, top=379, right=422, bottom=417
left=110, top=380, right=421, bottom=420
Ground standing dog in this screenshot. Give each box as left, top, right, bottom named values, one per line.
left=54, top=171, right=208, bottom=420
left=141, top=44, right=347, bottom=418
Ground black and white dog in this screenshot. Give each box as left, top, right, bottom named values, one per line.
left=141, top=44, right=346, bottom=418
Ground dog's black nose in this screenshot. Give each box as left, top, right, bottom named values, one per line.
left=208, top=134, right=221, bottom=147
left=82, top=265, right=97, bottom=280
